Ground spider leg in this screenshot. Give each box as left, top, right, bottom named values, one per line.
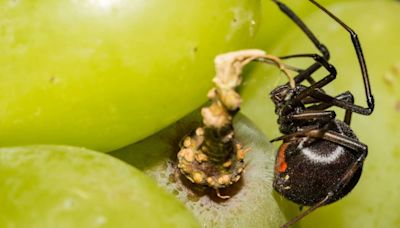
left=277, top=54, right=347, bottom=114
left=278, top=54, right=318, bottom=85
left=273, top=90, right=354, bottom=142
left=273, top=110, right=335, bottom=142
left=290, top=90, right=354, bottom=125
left=262, top=54, right=337, bottom=111
left=272, top=126, right=367, bottom=154
left=279, top=54, right=328, bottom=86
left=307, top=91, right=354, bottom=125
left=272, top=0, right=375, bottom=115
left=271, top=0, right=330, bottom=59
left=271, top=0, right=330, bottom=86
left=270, top=123, right=323, bottom=143
left=279, top=110, right=336, bottom=128
left=280, top=193, right=332, bottom=228
left=289, top=110, right=336, bottom=122
left=286, top=54, right=337, bottom=106
left=271, top=0, right=374, bottom=116
left=280, top=54, right=369, bottom=116
left=308, top=0, right=374, bottom=115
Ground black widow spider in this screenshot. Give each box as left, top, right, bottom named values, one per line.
left=268, top=0, right=375, bottom=227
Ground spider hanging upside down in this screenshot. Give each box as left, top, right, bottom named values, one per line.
left=268, top=0, right=375, bottom=227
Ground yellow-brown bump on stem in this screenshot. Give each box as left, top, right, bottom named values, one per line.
left=182, top=149, right=195, bottom=163
left=183, top=137, right=192, bottom=148
left=223, top=160, right=232, bottom=168
left=195, top=128, right=204, bottom=136
left=218, top=175, right=231, bottom=185
left=195, top=152, right=208, bottom=163
left=193, top=172, right=204, bottom=184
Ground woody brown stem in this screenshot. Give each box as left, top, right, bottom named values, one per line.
left=201, top=124, right=234, bottom=163
left=177, top=49, right=294, bottom=192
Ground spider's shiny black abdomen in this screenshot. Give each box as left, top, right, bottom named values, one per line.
left=273, top=120, right=363, bottom=206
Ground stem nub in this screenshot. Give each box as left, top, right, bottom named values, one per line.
left=177, top=50, right=294, bottom=194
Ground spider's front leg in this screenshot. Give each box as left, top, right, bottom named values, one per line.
left=308, top=91, right=355, bottom=125
left=272, top=0, right=374, bottom=115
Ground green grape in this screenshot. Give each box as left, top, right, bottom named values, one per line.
left=0, top=0, right=260, bottom=152
left=111, top=111, right=296, bottom=227
left=0, top=145, right=200, bottom=228
left=241, top=1, right=400, bottom=227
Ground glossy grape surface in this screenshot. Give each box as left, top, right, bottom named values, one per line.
left=0, top=145, right=200, bottom=227
left=0, top=0, right=260, bottom=152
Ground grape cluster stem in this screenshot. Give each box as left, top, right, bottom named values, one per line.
left=177, top=49, right=294, bottom=197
